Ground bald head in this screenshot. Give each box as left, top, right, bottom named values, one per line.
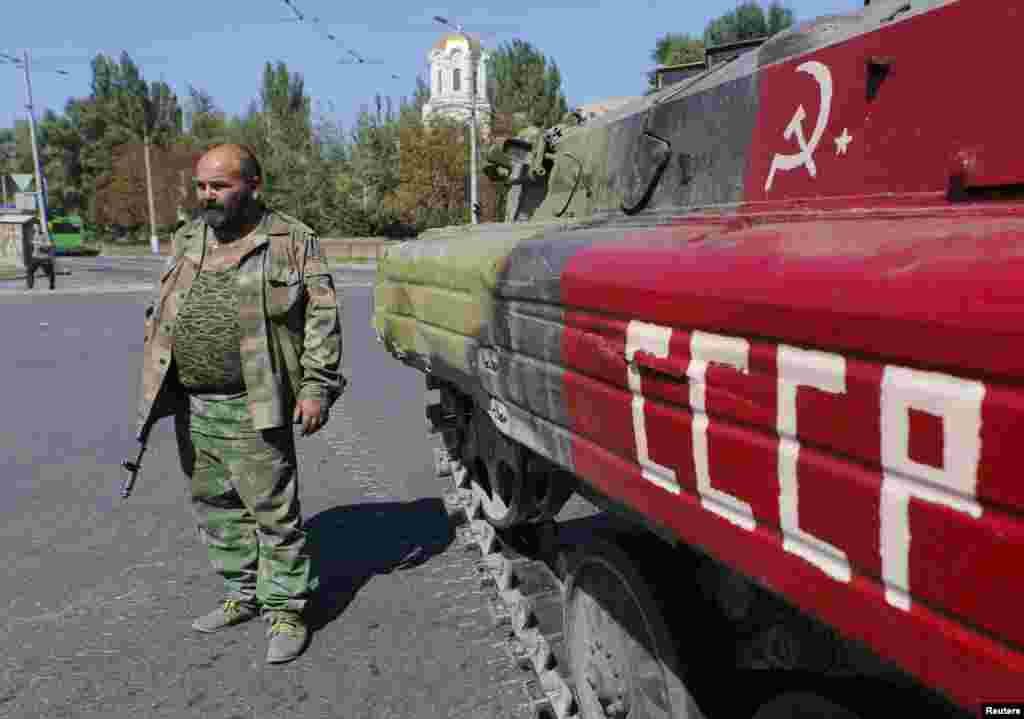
left=197, top=143, right=262, bottom=182
left=194, top=144, right=264, bottom=236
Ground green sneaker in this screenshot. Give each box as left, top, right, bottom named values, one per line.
left=192, top=599, right=260, bottom=633
left=265, top=611, right=309, bottom=664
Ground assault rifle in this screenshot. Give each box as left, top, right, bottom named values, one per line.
left=121, top=444, right=146, bottom=498
left=120, top=426, right=152, bottom=499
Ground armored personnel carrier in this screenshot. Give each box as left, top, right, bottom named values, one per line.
left=374, top=1, right=1023, bottom=716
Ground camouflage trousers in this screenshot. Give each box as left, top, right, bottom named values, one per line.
left=175, top=393, right=317, bottom=612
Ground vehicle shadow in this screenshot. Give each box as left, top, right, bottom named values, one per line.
left=303, top=498, right=455, bottom=631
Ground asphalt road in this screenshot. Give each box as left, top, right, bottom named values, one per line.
left=0, top=257, right=534, bottom=719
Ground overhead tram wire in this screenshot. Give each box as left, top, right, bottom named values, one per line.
left=1, top=52, right=70, bottom=75
left=276, top=0, right=393, bottom=74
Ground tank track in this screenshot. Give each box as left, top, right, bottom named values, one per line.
left=436, top=447, right=580, bottom=719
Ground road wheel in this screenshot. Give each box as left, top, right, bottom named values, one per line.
left=473, top=456, right=526, bottom=529
left=522, top=455, right=575, bottom=523
left=565, top=536, right=703, bottom=719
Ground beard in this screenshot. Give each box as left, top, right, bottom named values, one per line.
left=203, top=192, right=257, bottom=231
left=202, top=206, right=231, bottom=229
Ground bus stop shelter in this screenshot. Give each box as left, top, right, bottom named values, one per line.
left=0, top=213, right=55, bottom=284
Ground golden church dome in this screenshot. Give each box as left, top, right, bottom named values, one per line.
left=432, top=31, right=482, bottom=54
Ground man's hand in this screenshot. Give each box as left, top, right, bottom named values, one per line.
left=293, top=398, right=327, bottom=436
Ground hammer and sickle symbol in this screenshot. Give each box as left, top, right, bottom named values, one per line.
left=764, top=60, right=833, bottom=192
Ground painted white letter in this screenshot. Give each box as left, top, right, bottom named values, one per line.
left=777, top=345, right=852, bottom=582
left=690, top=331, right=755, bottom=530
left=626, top=320, right=678, bottom=494
left=880, top=366, right=985, bottom=611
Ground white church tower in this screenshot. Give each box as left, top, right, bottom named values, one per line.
left=422, top=30, right=491, bottom=131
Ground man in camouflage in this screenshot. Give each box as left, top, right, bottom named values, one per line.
left=135, top=144, right=344, bottom=664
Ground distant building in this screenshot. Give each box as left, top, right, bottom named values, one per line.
left=1, top=173, right=36, bottom=211
left=422, top=30, right=491, bottom=133
left=652, top=36, right=771, bottom=91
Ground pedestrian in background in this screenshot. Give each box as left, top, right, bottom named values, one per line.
left=134, top=143, right=345, bottom=663
left=25, top=220, right=55, bottom=290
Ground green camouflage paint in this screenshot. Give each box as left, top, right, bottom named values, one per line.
left=137, top=209, right=346, bottom=439
left=176, top=396, right=315, bottom=611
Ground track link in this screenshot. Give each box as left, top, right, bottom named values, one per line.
left=438, top=449, right=580, bottom=719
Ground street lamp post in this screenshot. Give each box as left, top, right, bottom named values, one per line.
left=470, top=66, right=478, bottom=225
left=16, top=51, right=52, bottom=244
left=434, top=16, right=480, bottom=224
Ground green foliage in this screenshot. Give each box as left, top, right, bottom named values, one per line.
left=0, top=120, right=34, bottom=175
left=647, top=32, right=706, bottom=93
left=19, top=43, right=567, bottom=239
left=186, top=85, right=227, bottom=145
left=248, top=61, right=318, bottom=223
left=646, top=2, right=794, bottom=93
left=349, top=95, right=401, bottom=203
left=651, top=33, right=706, bottom=66
left=23, top=52, right=186, bottom=226
left=398, top=74, right=430, bottom=130
left=89, top=52, right=182, bottom=145
left=488, top=40, right=569, bottom=130
left=704, top=1, right=794, bottom=46
left=392, top=115, right=469, bottom=231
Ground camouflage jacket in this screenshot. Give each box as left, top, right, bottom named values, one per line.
left=135, top=209, right=345, bottom=440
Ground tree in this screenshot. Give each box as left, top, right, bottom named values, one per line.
left=647, top=32, right=706, bottom=93
left=115, top=74, right=182, bottom=244
left=186, top=85, right=226, bottom=144
left=392, top=117, right=468, bottom=229
left=704, top=1, right=794, bottom=46
left=0, top=127, right=15, bottom=170
left=2, top=121, right=34, bottom=175
left=488, top=40, right=569, bottom=131
left=398, top=74, right=431, bottom=130
left=0, top=127, right=17, bottom=205
left=80, top=51, right=183, bottom=244
left=38, top=109, right=80, bottom=211
left=61, top=96, right=123, bottom=225
left=348, top=94, right=401, bottom=216
left=259, top=61, right=312, bottom=157
left=652, top=33, right=706, bottom=66
left=94, top=142, right=200, bottom=231
left=250, top=61, right=320, bottom=218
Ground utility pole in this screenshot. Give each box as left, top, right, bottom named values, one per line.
left=470, top=61, right=478, bottom=225
left=19, top=50, right=51, bottom=244
left=143, top=128, right=159, bottom=254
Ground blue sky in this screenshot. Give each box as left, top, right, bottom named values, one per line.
left=2, top=0, right=856, bottom=136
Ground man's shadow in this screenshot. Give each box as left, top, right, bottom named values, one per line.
left=303, top=498, right=455, bottom=631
